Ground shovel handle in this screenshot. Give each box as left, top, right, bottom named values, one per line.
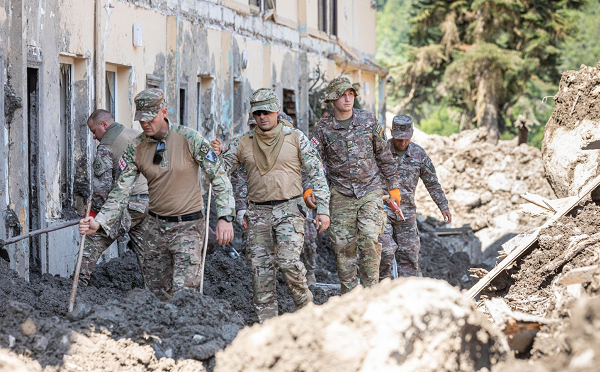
left=69, top=201, right=92, bottom=313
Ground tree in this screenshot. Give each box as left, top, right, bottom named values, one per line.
left=389, top=0, right=587, bottom=143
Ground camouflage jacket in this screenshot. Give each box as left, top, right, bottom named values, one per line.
left=91, top=145, right=117, bottom=214
left=387, top=140, right=449, bottom=222
left=221, top=123, right=330, bottom=215
left=96, top=122, right=235, bottom=235
left=312, top=108, right=400, bottom=198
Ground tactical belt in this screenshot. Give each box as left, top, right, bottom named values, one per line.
left=148, top=210, right=203, bottom=222
left=253, top=195, right=301, bottom=206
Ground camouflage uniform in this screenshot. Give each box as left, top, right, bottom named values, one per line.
left=220, top=88, right=330, bottom=322
left=312, top=77, right=400, bottom=294
left=379, top=116, right=449, bottom=278
left=79, top=123, right=153, bottom=289
left=95, top=89, right=235, bottom=297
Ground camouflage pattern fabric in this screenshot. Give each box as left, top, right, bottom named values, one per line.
left=391, top=115, right=414, bottom=140
left=250, top=88, right=281, bottom=113
left=91, top=145, right=116, bottom=214
left=301, top=208, right=318, bottom=282
left=95, top=122, right=235, bottom=234
left=134, top=88, right=166, bottom=122
left=245, top=199, right=313, bottom=322
left=385, top=141, right=449, bottom=224
left=312, top=108, right=400, bottom=199
left=379, top=219, right=420, bottom=278
left=329, top=188, right=386, bottom=294
left=324, top=76, right=359, bottom=102
left=142, top=216, right=206, bottom=296
left=79, top=204, right=152, bottom=288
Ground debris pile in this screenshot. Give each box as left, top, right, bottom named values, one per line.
left=542, top=61, right=600, bottom=199
left=214, top=278, right=511, bottom=372
left=411, top=127, right=555, bottom=264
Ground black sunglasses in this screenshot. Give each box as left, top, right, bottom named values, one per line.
left=153, top=141, right=166, bottom=165
left=253, top=110, right=271, bottom=117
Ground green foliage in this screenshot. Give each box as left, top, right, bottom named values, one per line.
left=417, top=105, right=461, bottom=136
left=377, top=0, right=589, bottom=144
left=560, top=0, right=600, bottom=70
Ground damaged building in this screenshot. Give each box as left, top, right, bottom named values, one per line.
left=0, top=0, right=388, bottom=279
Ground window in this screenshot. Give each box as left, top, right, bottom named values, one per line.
left=330, top=0, right=337, bottom=36
left=282, top=89, right=297, bottom=127
left=318, top=0, right=327, bottom=33
left=249, top=0, right=275, bottom=12
left=106, top=71, right=116, bottom=118
left=198, top=76, right=214, bottom=132
left=179, top=87, right=187, bottom=126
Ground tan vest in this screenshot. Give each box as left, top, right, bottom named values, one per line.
left=100, top=123, right=148, bottom=196
left=238, top=128, right=303, bottom=203
left=134, top=129, right=203, bottom=216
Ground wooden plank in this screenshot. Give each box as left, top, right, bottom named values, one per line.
left=467, top=172, right=600, bottom=299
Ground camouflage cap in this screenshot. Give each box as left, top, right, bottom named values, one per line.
left=391, top=115, right=414, bottom=140
left=134, top=88, right=166, bottom=122
left=250, top=88, right=281, bottom=113
left=324, top=76, right=359, bottom=102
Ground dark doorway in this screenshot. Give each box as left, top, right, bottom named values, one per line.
left=27, top=68, right=41, bottom=272
left=179, top=88, right=186, bottom=126
left=282, top=89, right=297, bottom=127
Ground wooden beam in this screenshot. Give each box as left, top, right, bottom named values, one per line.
left=467, top=172, right=600, bottom=299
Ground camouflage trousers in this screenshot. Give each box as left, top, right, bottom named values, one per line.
left=379, top=217, right=420, bottom=279
left=329, top=188, right=386, bottom=294
left=301, top=208, right=318, bottom=276
left=144, top=214, right=206, bottom=297
left=80, top=198, right=151, bottom=288
left=246, top=198, right=313, bottom=322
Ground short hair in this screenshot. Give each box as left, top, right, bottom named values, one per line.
left=88, top=109, right=114, bottom=125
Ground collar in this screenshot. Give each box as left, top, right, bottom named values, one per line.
left=389, top=140, right=413, bottom=157
left=99, top=122, right=125, bottom=145
left=330, top=109, right=356, bottom=130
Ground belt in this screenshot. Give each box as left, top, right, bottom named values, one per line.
left=130, top=194, right=149, bottom=200
left=148, top=210, right=203, bottom=222
left=253, top=195, right=301, bottom=206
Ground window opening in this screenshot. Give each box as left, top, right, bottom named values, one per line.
left=282, top=89, right=297, bottom=127
left=106, top=71, right=116, bottom=118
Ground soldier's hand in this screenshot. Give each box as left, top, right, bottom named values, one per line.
left=216, top=219, right=234, bottom=245
left=442, top=210, right=452, bottom=224
left=314, top=214, right=330, bottom=233
left=79, top=216, right=100, bottom=235
left=210, top=138, right=223, bottom=156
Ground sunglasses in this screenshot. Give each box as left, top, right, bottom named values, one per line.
left=153, top=141, right=165, bottom=165
left=253, top=110, right=271, bottom=117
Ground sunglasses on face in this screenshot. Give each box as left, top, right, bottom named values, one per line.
left=153, top=141, right=165, bottom=165
left=253, top=110, right=271, bottom=117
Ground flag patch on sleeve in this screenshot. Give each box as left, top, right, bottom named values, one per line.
left=311, top=137, right=320, bottom=147
left=118, top=157, right=127, bottom=171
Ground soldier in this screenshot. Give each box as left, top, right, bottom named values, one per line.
left=219, top=88, right=330, bottom=322
left=379, top=115, right=452, bottom=279
left=79, top=88, right=235, bottom=297
left=311, top=77, right=401, bottom=294
left=79, top=109, right=152, bottom=288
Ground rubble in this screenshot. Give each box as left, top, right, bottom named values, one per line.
left=214, top=278, right=511, bottom=372
left=410, top=127, right=555, bottom=265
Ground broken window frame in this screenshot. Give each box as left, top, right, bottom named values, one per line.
left=105, top=70, right=116, bottom=119
left=59, top=62, right=75, bottom=210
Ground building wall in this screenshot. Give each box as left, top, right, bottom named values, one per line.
left=0, top=0, right=387, bottom=279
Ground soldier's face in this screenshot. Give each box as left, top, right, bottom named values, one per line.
left=140, top=107, right=169, bottom=139
left=332, top=89, right=355, bottom=113
left=393, top=139, right=411, bottom=151
left=253, top=110, right=280, bottom=131
left=88, top=120, right=109, bottom=141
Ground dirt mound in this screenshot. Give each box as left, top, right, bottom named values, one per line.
left=542, top=62, right=600, bottom=199
left=412, top=127, right=555, bottom=262
left=215, top=278, right=511, bottom=372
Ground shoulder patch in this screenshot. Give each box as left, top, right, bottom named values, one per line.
left=200, top=141, right=210, bottom=157
left=310, top=137, right=320, bottom=147
left=93, top=156, right=110, bottom=176
left=118, top=157, right=127, bottom=171
left=205, top=149, right=218, bottom=163
left=373, top=123, right=385, bottom=139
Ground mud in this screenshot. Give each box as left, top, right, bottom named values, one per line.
left=215, top=278, right=511, bottom=372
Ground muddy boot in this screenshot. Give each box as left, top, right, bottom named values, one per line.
left=306, top=271, right=316, bottom=287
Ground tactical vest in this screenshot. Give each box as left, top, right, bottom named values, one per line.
left=237, top=126, right=303, bottom=203
left=100, top=123, right=149, bottom=196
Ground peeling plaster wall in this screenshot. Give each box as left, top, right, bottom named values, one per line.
left=0, top=0, right=386, bottom=279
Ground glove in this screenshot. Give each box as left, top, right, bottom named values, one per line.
left=389, top=188, right=401, bottom=205
left=236, top=209, right=246, bottom=225
left=303, top=189, right=317, bottom=209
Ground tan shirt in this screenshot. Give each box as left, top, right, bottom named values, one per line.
left=237, top=130, right=303, bottom=203
left=135, top=129, right=203, bottom=216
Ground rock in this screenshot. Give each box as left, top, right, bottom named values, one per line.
left=481, top=191, right=493, bottom=205
left=21, top=319, right=37, bottom=336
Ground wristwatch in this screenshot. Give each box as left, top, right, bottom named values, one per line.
left=219, top=215, right=234, bottom=223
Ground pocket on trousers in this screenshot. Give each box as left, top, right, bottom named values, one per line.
left=189, top=246, right=202, bottom=264
left=293, top=221, right=305, bottom=235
